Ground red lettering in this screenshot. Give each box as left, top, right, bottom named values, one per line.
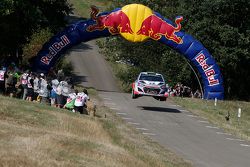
left=41, top=56, right=50, bottom=65
left=195, top=53, right=205, bottom=63
left=205, top=69, right=215, bottom=77
left=53, top=43, right=61, bottom=50
left=208, top=76, right=219, bottom=86
left=202, top=64, right=210, bottom=71
left=49, top=47, right=56, bottom=56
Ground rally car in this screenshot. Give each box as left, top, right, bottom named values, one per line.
left=131, top=72, right=168, bottom=101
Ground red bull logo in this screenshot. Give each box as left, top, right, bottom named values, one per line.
left=195, top=53, right=219, bottom=86
left=137, top=15, right=183, bottom=44
left=86, top=4, right=183, bottom=43
left=41, top=35, right=70, bottom=65
left=87, top=6, right=133, bottom=35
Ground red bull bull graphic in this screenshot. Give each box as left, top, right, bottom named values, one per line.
left=137, top=15, right=183, bottom=44
left=33, top=4, right=224, bottom=100
left=86, top=6, right=133, bottom=35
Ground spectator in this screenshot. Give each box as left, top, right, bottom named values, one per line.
left=33, top=74, right=40, bottom=101
left=74, top=89, right=89, bottom=114
left=56, top=81, right=64, bottom=108
left=194, top=89, right=202, bottom=98
left=26, top=73, right=34, bottom=101
left=50, top=78, right=59, bottom=107
left=64, top=89, right=77, bottom=111
left=0, top=67, right=6, bottom=95
left=5, top=69, right=16, bottom=97
left=38, top=73, right=49, bottom=104
left=20, top=70, right=29, bottom=100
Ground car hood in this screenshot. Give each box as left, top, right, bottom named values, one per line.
left=139, top=80, right=163, bottom=86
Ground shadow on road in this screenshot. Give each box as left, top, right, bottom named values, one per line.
left=71, top=74, right=88, bottom=85
left=138, top=106, right=181, bottom=113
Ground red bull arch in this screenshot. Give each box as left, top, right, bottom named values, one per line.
left=33, top=4, right=224, bottom=100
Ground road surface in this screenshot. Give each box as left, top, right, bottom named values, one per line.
left=67, top=40, right=250, bottom=167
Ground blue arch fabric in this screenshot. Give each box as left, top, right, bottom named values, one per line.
left=33, top=9, right=224, bottom=99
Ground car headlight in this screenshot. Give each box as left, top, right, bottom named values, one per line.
left=138, top=81, right=146, bottom=87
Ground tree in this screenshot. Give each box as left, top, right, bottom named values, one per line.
left=102, top=0, right=250, bottom=100
left=0, top=0, right=73, bottom=64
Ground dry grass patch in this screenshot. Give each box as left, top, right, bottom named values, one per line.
left=171, top=97, right=250, bottom=141
left=0, top=95, right=192, bottom=167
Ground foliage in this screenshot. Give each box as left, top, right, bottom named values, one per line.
left=100, top=0, right=250, bottom=100
left=22, top=28, right=53, bottom=66
left=0, top=0, right=73, bottom=63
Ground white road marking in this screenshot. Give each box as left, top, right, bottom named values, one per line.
left=240, top=144, right=250, bottom=147
left=226, top=138, right=245, bottom=142
left=117, top=112, right=127, bottom=115
left=180, top=109, right=189, bottom=113
left=136, top=127, right=149, bottom=131
left=198, top=120, right=209, bottom=123
left=206, top=126, right=219, bottom=129
left=122, top=117, right=132, bottom=120
left=187, top=114, right=198, bottom=118
left=168, top=105, right=177, bottom=107
left=110, top=107, right=120, bottom=110
left=103, top=97, right=112, bottom=100
left=128, top=122, right=140, bottom=125
left=142, top=132, right=156, bottom=136
left=216, top=132, right=232, bottom=135
left=104, top=102, right=116, bottom=105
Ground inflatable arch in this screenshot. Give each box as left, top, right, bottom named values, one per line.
left=33, top=4, right=224, bottom=99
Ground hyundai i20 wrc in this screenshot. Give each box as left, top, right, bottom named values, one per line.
left=131, top=72, right=168, bottom=101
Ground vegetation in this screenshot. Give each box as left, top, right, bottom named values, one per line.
left=0, top=0, right=73, bottom=66
left=171, top=97, right=250, bottom=141
left=0, top=95, right=192, bottom=167
left=69, top=0, right=111, bottom=18
left=99, top=0, right=250, bottom=100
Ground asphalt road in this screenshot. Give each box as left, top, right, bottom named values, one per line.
left=67, top=40, right=250, bottom=167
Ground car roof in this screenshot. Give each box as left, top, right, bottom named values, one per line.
left=140, top=72, right=162, bottom=76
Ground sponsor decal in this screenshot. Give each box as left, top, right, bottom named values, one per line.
left=41, top=35, right=70, bottom=65
left=195, top=53, right=219, bottom=86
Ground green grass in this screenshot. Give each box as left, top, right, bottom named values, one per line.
left=0, top=95, right=192, bottom=167
left=171, top=97, right=250, bottom=141
left=69, top=0, right=112, bottom=18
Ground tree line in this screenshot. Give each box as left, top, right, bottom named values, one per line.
left=0, top=0, right=72, bottom=66
left=0, top=0, right=249, bottom=100
left=100, top=0, right=250, bottom=100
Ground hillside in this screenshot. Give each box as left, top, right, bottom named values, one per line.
left=0, top=95, right=191, bottom=167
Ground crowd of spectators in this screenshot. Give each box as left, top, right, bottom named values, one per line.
left=167, top=83, right=202, bottom=98
left=0, top=64, right=90, bottom=115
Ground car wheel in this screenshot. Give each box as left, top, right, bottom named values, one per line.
left=132, top=89, right=139, bottom=99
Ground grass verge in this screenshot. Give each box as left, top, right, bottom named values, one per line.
left=69, top=0, right=112, bottom=18
left=0, top=95, right=192, bottom=167
left=171, top=97, right=250, bottom=141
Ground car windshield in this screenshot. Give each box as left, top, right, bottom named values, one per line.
left=139, top=74, right=164, bottom=82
